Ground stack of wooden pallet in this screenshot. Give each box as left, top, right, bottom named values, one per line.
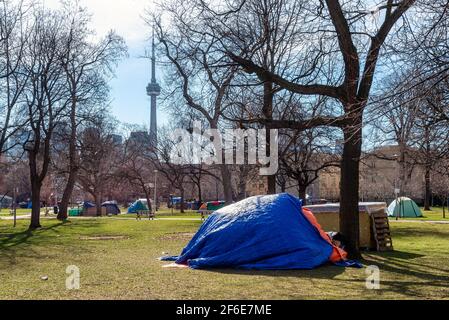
left=370, top=209, right=394, bottom=252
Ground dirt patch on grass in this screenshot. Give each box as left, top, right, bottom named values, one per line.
left=159, top=232, right=195, bottom=241
left=80, top=235, right=130, bottom=241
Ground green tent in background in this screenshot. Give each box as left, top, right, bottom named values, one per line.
left=387, top=197, right=423, bottom=218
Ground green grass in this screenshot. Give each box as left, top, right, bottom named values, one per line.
left=0, top=209, right=32, bottom=217
left=0, top=217, right=448, bottom=300
left=419, top=207, right=448, bottom=221
left=389, top=207, right=449, bottom=221
left=114, top=209, right=202, bottom=220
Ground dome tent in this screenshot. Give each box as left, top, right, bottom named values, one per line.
left=388, top=197, right=423, bottom=218
left=127, top=199, right=150, bottom=214
left=161, top=193, right=355, bottom=270
left=102, top=201, right=121, bottom=215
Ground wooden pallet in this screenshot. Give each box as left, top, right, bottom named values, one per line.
left=370, top=209, right=394, bottom=252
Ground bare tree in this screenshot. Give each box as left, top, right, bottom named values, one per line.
left=56, top=2, right=127, bottom=220
left=154, top=126, right=191, bottom=213
left=116, top=126, right=155, bottom=214
left=181, top=0, right=416, bottom=256
left=77, top=116, right=120, bottom=216
left=0, top=0, right=29, bottom=156
left=152, top=13, right=237, bottom=204
left=23, top=8, right=70, bottom=229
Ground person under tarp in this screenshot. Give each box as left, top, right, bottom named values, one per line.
left=161, top=193, right=362, bottom=270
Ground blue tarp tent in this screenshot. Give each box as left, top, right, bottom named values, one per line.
left=102, top=201, right=121, bottom=215
left=83, top=201, right=95, bottom=209
left=162, top=193, right=350, bottom=270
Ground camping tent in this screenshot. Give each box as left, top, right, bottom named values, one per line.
left=161, top=193, right=350, bottom=270
left=102, top=201, right=121, bottom=215
left=83, top=201, right=95, bottom=209
left=199, top=201, right=227, bottom=212
left=127, top=199, right=150, bottom=214
left=0, top=195, right=12, bottom=209
left=388, top=197, right=423, bottom=218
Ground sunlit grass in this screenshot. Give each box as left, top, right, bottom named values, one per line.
left=0, top=217, right=448, bottom=300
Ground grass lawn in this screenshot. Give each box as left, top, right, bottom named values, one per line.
left=1, top=217, right=448, bottom=300
left=0, top=209, right=31, bottom=217
left=418, top=207, right=448, bottom=221
left=387, top=207, right=449, bottom=222
left=115, top=209, right=202, bottom=220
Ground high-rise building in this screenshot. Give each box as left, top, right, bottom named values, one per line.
left=146, top=29, right=161, bottom=150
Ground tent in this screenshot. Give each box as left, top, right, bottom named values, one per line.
left=388, top=197, right=423, bottom=218
left=0, top=195, right=12, bottom=209
left=161, top=193, right=353, bottom=270
left=199, top=201, right=227, bottom=212
left=68, top=208, right=83, bottom=217
left=83, top=201, right=95, bottom=209
left=102, top=201, right=121, bottom=215
left=127, top=199, right=150, bottom=214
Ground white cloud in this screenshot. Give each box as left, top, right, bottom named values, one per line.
left=43, top=0, right=161, bottom=126
left=44, top=0, right=154, bottom=45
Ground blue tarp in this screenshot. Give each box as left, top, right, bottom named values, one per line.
left=102, top=201, right=121, bottom=215
left=83, top=201, right=95, bottom=209
left=162, top=193, right=340, bottom=270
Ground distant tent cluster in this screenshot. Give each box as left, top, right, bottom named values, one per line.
left=68, top=201, right=121, bottom=216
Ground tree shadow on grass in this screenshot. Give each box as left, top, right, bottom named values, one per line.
left=203, top=263, right=346, bottom=280
left=0, top=220, right=100, bottom=265
left=359, top=250, right=449, bottom=299
left=391, top=226, right=449, bottom=239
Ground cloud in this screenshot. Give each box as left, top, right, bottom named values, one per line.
left=45, top=0, right=154, bottom=45
left=43, top=0, right=162, bottom=127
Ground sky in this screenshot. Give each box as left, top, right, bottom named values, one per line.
left=45, top=0, right=168, bottom=129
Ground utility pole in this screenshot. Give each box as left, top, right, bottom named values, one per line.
left=13, top=187, right=17, bottom=228
left=154, top=170, right=158, bottom=215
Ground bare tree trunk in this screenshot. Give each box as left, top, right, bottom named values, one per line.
left=29, top=151, right=43, bottom=230
left=58, top=100, right=78, bottom=221
left=29, top=183, right=42, bottom=230
left=298, top=185, right=307, bottom=204
left=197, top=183, right=202, bottom=203
left=94, top=193, right=102, bottom=217
left=59, top=174, right=76, bottom=220
left=424, top=166, right=432, bottom=211
left=263, top=82, right=277, bottom=195
left=236, top=175, right=247, bottom=201
left=444, top=196, right=447, bottom=219
left=220, top=164, right=233, bottom=203
left=398, top=142, right=407, bottom=197
left=424, top=127, right=432, bottom=211
left=339, top=121, right=362, bottom=258
left=144, top=188, right=152, bottom=214
left=280, top=181, right=286, bottom=193
left=180, top=188, right=185, bottom=213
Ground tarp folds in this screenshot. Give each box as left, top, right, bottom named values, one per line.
left=163, top=193, right=349, bottom=270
